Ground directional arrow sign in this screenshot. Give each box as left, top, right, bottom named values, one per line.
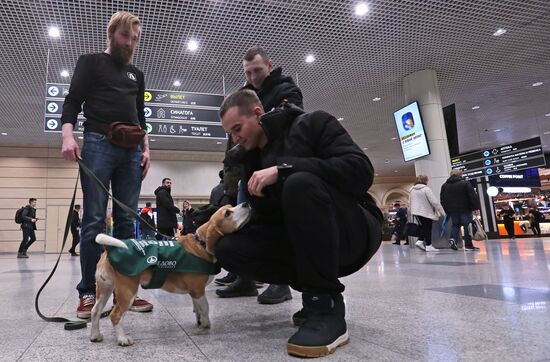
left=46, top=119, right=58, bottom=130
left=47, top=102, right=59, bottom=113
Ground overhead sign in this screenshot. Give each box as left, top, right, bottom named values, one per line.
left=44, top=83, right=226, bottom=140
left=451, top=137, right=546, bottom=179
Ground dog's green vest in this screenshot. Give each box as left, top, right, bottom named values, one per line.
left=107, top=238, right=217, bottom=289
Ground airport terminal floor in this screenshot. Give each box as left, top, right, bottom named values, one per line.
left=2, top=238, right=550, bottom=361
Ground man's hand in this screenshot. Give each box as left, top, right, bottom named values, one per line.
left=247, top=166, right=278, bottom=197
left=141, top=148, right=151, bottom=179
left=61, top=135, right=81, bottom=162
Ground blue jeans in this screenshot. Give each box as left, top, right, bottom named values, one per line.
left=449, top=212, right=474, bottom=248
left=77, top=132, right=142, bottom=297
left=18, top=226, right=37, bottom=252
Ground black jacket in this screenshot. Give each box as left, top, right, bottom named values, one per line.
left=223, top=67, right=304, bottom=202
left=154, top=186, right=180, bottom=229
left=238, top=103, right=375, bottom=223
left=440, top=175, right=480, bottom=213
left=70, top=210, right=80, bottom=232
left=182, top=208, right=196, bottom=235
left=21, top=205, right=37, bottom=230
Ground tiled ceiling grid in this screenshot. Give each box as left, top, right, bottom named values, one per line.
left=0, top=0, right=549, bottom=176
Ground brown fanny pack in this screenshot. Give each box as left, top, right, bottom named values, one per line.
left=101, top=122, right=145, bottom=149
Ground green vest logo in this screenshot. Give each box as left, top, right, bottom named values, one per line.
left=147, top=256, right=157, bottom=264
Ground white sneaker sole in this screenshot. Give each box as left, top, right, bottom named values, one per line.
left=287, top=331, right=350, bottom=357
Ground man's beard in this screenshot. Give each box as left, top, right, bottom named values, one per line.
left=110, top=41, right=134, bottom=65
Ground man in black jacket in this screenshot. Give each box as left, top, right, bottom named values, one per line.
left=216, top=90, right=382, bottom=357
left=440, top=169, right=481, bottom=251
left=218, top=47, right=303, bottom=303
left=17, top=198, right=38, bottom=258
left=68, top=204, right=81, bottom=256
left=155, top=178, right=181, bottom=239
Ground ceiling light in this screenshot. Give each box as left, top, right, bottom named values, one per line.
left=48, top=26, right=60, bottom=38
left=394, top=170, right=398, bottom=173
left=372, top=97, right=381, bottom=102
left=471, top=105, right=480, bottom=110
left=487, top=186, right=499, bottom=197
left=532, top=82, right=543, bottom=87
left=173, top=80, right=181, bottom=87
left=362, top=147, right=368, bottom=150
left=493, top=28, right=507, bottom=36
left=187, top=40, right=199, bottom=51
left=60, top=70, right=69, bottom=77
left=375, top=173, right=379, bottom=176
left=355, top=3, right=369, bottom=16
left=305, top=55, right=315, bottom=63
left=337, top=117, right=344, bottom=121
left=150, top=139, right=156, bottom=142
left=391, top=137, right=397, bottom=140
left=384, top=159, right=390, bottom=164
left=544, top=131, right=550, bottom=135
left=493, top=129, right=501, bottom=132
left=216, top=141, right=222, bottom=145
left=77, top=136, right=83, bottom=139
left=1, top=132, right=7, bottom=136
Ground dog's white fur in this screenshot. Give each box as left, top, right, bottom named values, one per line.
left=90, top=203, right=251, bottom=346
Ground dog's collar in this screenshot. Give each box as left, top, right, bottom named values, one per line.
left=194, top=233, right=207, bottom=248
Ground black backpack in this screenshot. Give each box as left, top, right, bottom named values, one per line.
left=15, top=206, right=26, bottom=224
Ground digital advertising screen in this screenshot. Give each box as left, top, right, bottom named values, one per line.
left=393, top=101, right=430, bottom=162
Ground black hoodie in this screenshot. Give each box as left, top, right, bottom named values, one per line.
left=154, top=186, right=180, bottom=229
left=440, top=174, right=480, bottom=213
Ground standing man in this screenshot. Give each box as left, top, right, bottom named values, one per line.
left=68, top=204, right=81, bottom=256
left=216, top=90, right=382, bottom=357
left=139, top=202, right=156, bottom=239
left=499, top=205, right=516, bottom=240
left=154, top=178, right=180, bottom=239
left=17, top=198, right=38, bottom=258
left=391, top=202, right=408, bottom=245
left=60, top=11, right=153, bottom=319
left=218, top=46, right=303, bottom=304
left=440, top=169, right=481, bottom=250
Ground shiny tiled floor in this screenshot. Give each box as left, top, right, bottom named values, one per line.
left=2, top=238, right=550, bottom=361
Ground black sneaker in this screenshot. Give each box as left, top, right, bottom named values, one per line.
left=214, top=272, right=236, bottom=286
left=464, top=245, right=480, bottom=251
left=287, top=293, right=349, bottom=357
left=449, top=238, right=458, bottom=251
left=216, top=276, right=258, bottom=298
left=392, top=241, right=400, bottom=245
left=292, top=294, right=345, bottom=327
left=257, top=284, right=292, bottom=304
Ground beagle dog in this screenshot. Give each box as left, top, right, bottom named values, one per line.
left=90, top=203, right=251, bottom=346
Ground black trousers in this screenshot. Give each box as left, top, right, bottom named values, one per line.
left=416, top=216, right=433, bottom=245
left=504, top=222, right=515, bottom=238
left=18, top=227, right=36, bottom=252
left=215, top=172, right=381, bottom=294
left=69, top=228, right=80, bottom=253
left=531, top=222, right=541, bottom=236
left=156, top=227, right=175, bottom=240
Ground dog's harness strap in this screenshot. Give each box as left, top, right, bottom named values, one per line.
left=194, top=233, right=207, bottom=248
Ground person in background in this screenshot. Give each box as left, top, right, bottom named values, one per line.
left=68, top=204, right=81, bottom=256
left=409, top=175, right=445, bottom=252
left=391, top=202, right=408, bottom=246
left=499, top=205, right=516, bottom=240
left=17, top=198, right=38, bottom=259
left=139, top=202, right=156, bottom=239
left=155, top=178, right=180, bottom=239
left=529, top=207, right=543, bottom=236
left=181, top=200, right=196, bottom=235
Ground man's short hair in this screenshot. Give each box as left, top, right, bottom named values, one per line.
left=219, top=89, right=263, bottom=118
left=243, top=46, right=269, bottom=62
left=450, top=169, right=463, bottom=177
left=29, top=198, right=37, bottom=204
left=107, top=11, right=141, bottom=43
left=162, top=178, right=171, bottom=184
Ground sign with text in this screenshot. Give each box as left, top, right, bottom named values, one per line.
left=44, top=83, right=226, bottom=140
left=451, top=137, right=546, bottom=179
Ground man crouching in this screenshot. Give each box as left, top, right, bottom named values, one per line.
left=216, top=90, right=382, bottom=357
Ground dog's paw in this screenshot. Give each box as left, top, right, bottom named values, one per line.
left=117, top=335, right=134, bottom=346
left=197, top=317, right=211, bottom=329
left=90, top=333, right=103, bottom=342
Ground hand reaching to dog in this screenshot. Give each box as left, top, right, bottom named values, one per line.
left=247, top=166, right=278, bottom=197
left=61, top=123, right=81, bottom=162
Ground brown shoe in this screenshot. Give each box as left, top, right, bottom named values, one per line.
left=77, top=295, right=96, bottom=319
left=17, top=252, right=28, bottom=258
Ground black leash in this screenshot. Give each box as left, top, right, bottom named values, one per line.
left=34, top=172, right=111, bottom=330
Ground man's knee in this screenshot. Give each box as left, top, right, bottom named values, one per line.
left=282, top=172, right=325, bottom=201
left=214, top=236, right=234, bottom=265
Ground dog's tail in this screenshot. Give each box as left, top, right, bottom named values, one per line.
left=95, top=234, right=128, bottom=249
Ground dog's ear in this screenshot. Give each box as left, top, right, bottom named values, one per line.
left=204, top=223, right=224, bottom=254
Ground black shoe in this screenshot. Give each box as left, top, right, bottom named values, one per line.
left=449, top=238, right=458, bottom=250
left=292, top=293, right=345, bottom=327
left=214, top=272, right=237, bottom=286
left=69, top=250, right=79, bottom=256
left=464, top=245, right=480, bottom=251
left=216, top=276, right=258, bottom=298
left=287, top=293, right=349, bottom=357
left=258, top=284, right=292, bottom=304
left=403, top=242, right=409, bottom=245
left=392, top=241, right=400, bottom=245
